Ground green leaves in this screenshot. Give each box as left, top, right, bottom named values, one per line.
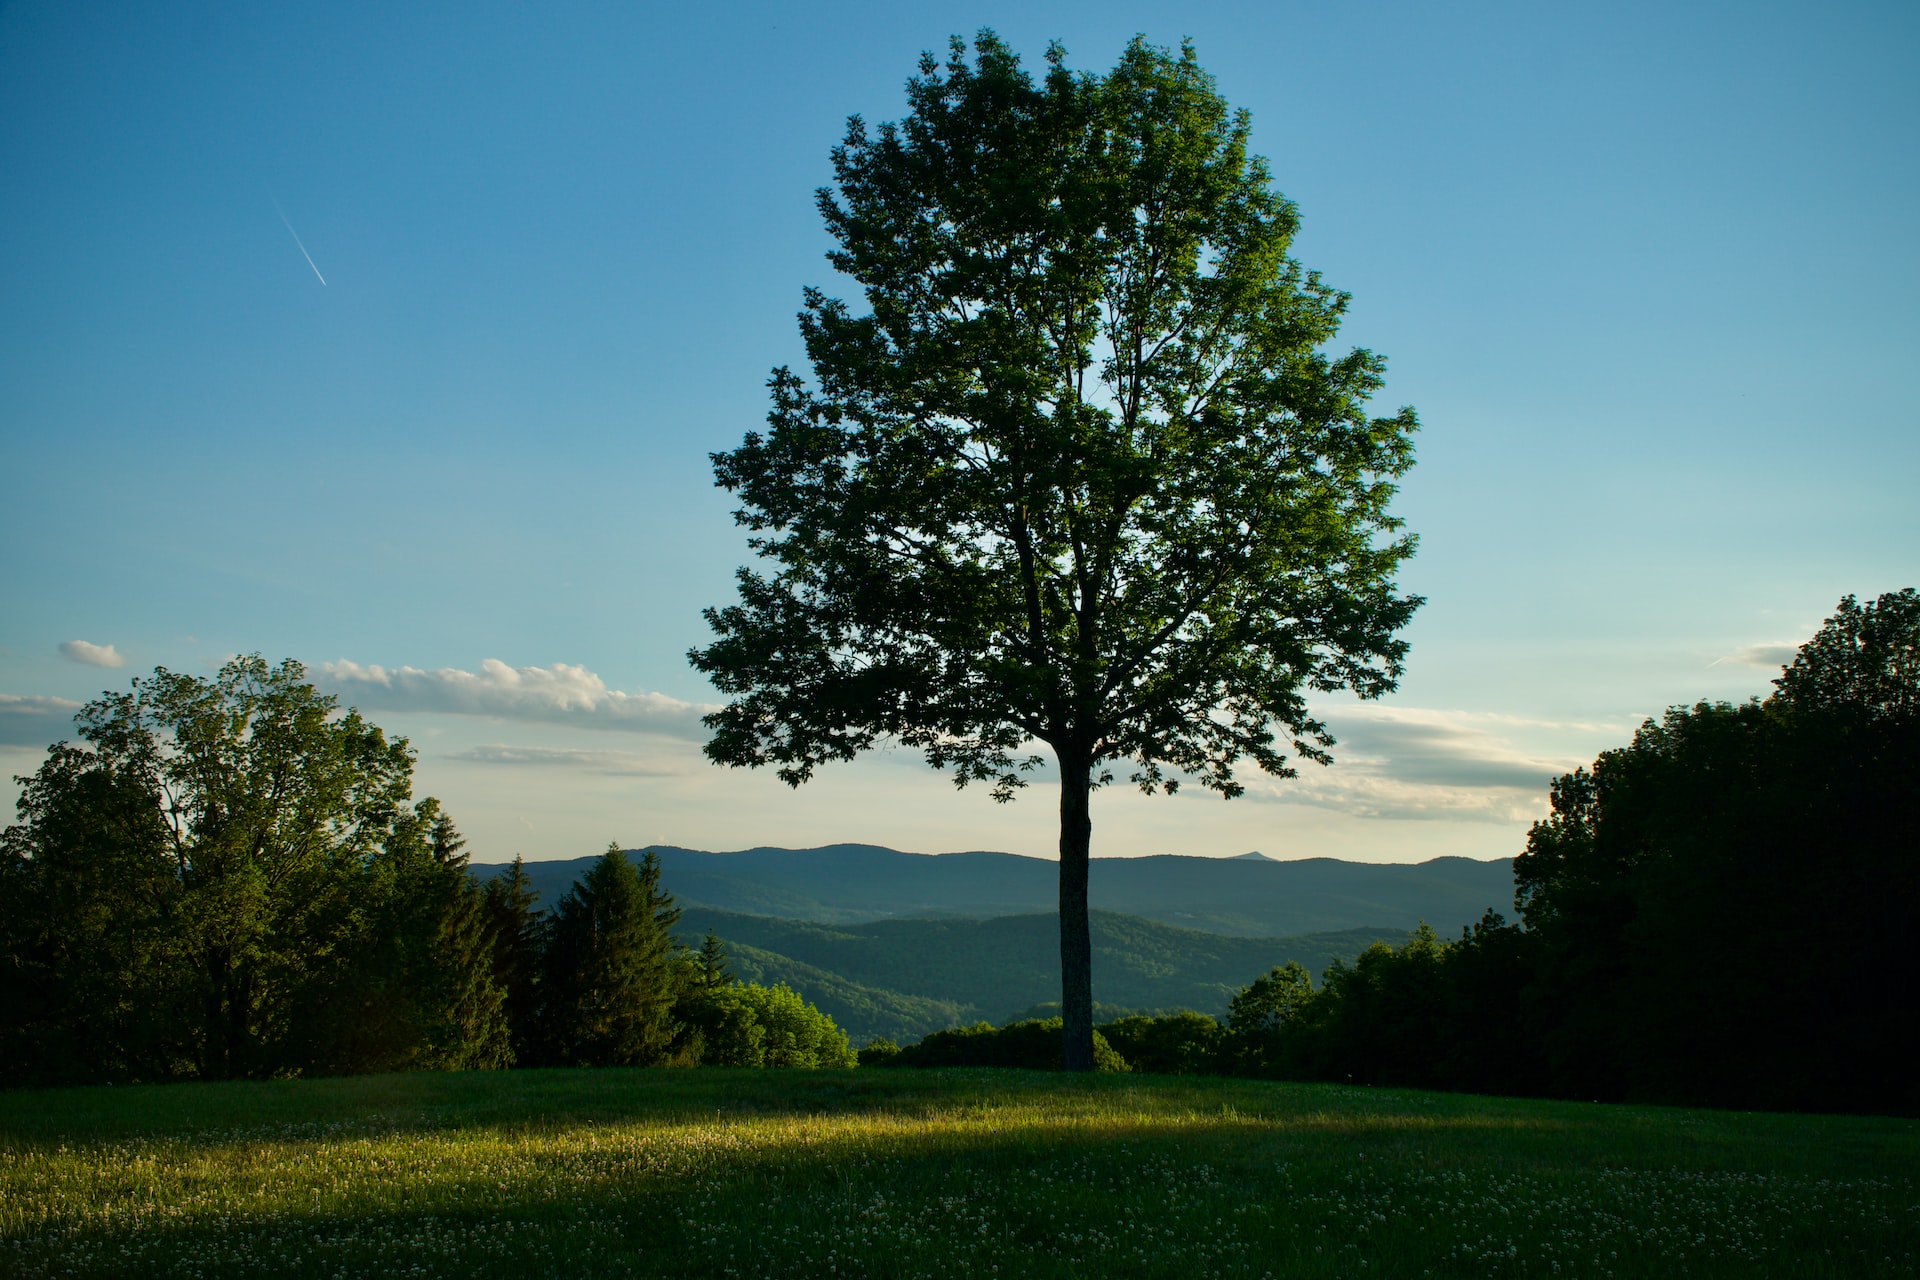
left=1, top=656, right=511, bottom=1083
left=694, top=31, right=1420, bottom=798
left=1773, top=588, right=1920, bottom=721
left=694, top=30, right=1425, bottom=1070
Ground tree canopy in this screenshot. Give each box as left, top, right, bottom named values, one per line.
left=1508, top=589, right=1920, bottom=1110
left=692, top=32, right=1420, bottom=1068
left=2, top=662, right=858, bottom=1085
left=0, top=655, right=507, bottom=1081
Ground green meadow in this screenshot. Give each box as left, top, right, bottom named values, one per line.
left=1, top=1071, right=1913, bottom=1279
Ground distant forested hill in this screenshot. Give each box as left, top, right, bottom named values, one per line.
left=469, top=846, right=1496, bottom=1043
left=477, top=845, right=1514, bottom=938
left=674, top=909, right=1399, bottom=1045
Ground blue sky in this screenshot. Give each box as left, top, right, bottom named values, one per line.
left=3, top=0, right=1915, bottom=864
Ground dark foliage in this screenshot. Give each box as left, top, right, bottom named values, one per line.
left=1511, top=591, right=1919, bottom=1111
left=0, top=747, right=185, bottom=1084
left=1, top=663, right=855, bottom=1087
left=1229, top=916, right=1540, bottom=1095
left=856, top=1036, right=902, bottom=1066
left=0, top=658, right=508, bottom=1085
left=692, top=31, right=1422, bottom=1071
left=880, top=1018, right=1128, bottom=1071
left=1219, top=590, right=1918, bottom=1115
left=1097, top=1011, right=1230, bottom=1075
left=536, top=845, right=682, bottom=1067
left=481, top=856, right=546, bottom=1067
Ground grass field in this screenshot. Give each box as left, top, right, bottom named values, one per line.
left=1, top=1069, right=1913, bottom=1278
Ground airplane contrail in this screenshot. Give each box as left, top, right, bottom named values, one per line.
left=271, top=198, right=327, bottom=286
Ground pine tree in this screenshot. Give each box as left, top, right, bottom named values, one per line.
left=539, top=844, right=680, bottom=1066
left=696, top=930, right=731, bottom=990
left=482, top=855, right=546, bottom=1066
left=412, top=806, right=511, bottom=1070
left=288, top=798, right=510, bottom=1074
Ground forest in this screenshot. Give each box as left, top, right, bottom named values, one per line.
left=3, top=590, right=1915, bottom=1116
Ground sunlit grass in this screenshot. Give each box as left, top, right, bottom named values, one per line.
left=2, top=1069, right=1914, bottom=1277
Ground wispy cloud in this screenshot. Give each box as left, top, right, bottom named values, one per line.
left=58, top=640, right=124, bottom=669
left=1712, top=641, right=1801, bottom=670
left=447, top=744, right=683, bottom=776
left=0, top=694, right=83, bottom=746
left=317, top=659, right=712, bottom=736
left=1257, top=705, right=1604, bottom=824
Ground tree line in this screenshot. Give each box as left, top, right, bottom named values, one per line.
left=8, top=588, right=1910, bottom=1110
left=871, top=592, right=1919, bottom=1115
left=0, top=656, right=851, bottom=1087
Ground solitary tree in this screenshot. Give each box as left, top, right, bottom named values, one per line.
left=691, top=33, right=1420, bottom=1069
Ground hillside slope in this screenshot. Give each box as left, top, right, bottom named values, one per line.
left=672, top=907, right=1402, bottom=1044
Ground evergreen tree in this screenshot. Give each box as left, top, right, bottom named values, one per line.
left=253, top=799, right=512, bottom=1076
left=696, top=930, right=731, bottom=990
left=482, top=855, right=546, bottom=1065
left=397, top=806, right=511, bottom=1070
left=539, top=845, right=681, bottom=1066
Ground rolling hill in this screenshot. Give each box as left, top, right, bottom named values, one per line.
left=479, top=843, right=1516, bottom=938
left=668, top=907, right=1404, bottom=1044
left=472, top=844, right=1504, bottom=1043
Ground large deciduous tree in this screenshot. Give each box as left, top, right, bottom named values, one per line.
left=691, top=33, right=1420, bottom=1069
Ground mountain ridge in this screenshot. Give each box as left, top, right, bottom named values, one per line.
left=474, top=843, right=1516, bottom=939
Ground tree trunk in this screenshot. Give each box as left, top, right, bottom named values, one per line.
left=1057, top=753, right=1094, bottom=1072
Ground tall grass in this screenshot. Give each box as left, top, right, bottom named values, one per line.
left=2, top=1069, right=1913, bottom=1277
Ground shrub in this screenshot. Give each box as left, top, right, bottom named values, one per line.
left=857, top=1037, right=902, bottom=1066
left=1097, top=1012, right=1229, bottom=1075
left=732, top=983, right=856, bottom=1068
left=882, top=1018, right=1127, bottom=1071
left=672, top=981, right=854, bottom=1068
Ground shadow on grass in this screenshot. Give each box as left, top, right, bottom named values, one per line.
left=3, top=1067, right=1914, bottom=1165
left=5, top=1072, right=1918, bottom=1279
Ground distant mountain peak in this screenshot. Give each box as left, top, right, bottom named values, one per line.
left=1231, top=850, right=1276, bottom=862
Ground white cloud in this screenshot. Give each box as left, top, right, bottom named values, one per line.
left=0, top=693, right=83, bottom=746
left=1255, top=705, right=1605, bottom=825
left=1714, top=641, right=1801, bottom=669
left=317, top=659, right=713, bottom=736
left=1265, top=771, right=1546, bottom=824
left=447, top=744, right=683, bottom=776
left=58, top=640, right=124, bottom=668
